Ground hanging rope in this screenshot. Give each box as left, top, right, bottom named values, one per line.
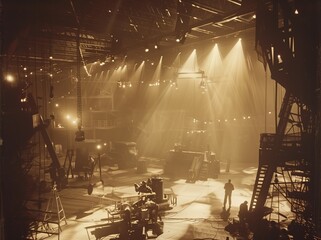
left=264, top=70, right=267, bottom=132
left=275, top=81, right=278, bottom=132
left=76, top=26, right=82, bottom=131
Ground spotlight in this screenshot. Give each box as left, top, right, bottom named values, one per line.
left=154, top=44, right=159, bottom=49
left=5, top=74, right=14, bottom=83
left=145, top=47, right=149, bottom=52
left=175, top=31, right=187, bottom=44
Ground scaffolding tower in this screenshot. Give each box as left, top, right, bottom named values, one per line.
left=250, top=0, right=320, bottom=237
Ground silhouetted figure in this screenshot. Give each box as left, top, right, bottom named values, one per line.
left=268, top=221, right=280, bottom=240
left=238, top=201, right=248, bottom=223
left=223, top=179, right=234, bottom=209
left=252, top=219, right=270, bottom=240
left=288, top=220, right=305, bottom=240
left=274, top=174, right=279, bottom=184
left=135, top=181, right=153, bottom=194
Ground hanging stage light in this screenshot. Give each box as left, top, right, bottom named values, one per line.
left=75, top=129, right=85, bottom=142
left=175, top=32, right=187, bottom=44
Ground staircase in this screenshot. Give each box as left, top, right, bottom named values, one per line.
left=198, top=161, right=209, bottom=181
left=249, top=92, right=294, bottom=215
left=250, top=0, right=318, bottom=221
left=186, top=155, right=209, bottom=183
left=250, top=164, right=268, bottom=211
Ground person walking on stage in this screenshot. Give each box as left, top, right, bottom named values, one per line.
left=223, top=179, right=234, bottom=209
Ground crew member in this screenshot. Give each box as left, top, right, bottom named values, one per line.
left=223, top=179, right=234, bottom=209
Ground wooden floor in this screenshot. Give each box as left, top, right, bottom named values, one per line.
left=31, top=160, right=293, bottom=240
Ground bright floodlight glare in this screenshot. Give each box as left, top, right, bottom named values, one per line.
left=97, top=144, right=101, bottom=150
left=5, top=74, right=14, bottom=82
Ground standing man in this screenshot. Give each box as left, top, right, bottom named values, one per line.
left=223, top=179, right=234, bottom=209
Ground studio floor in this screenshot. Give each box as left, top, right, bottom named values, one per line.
left=31, top=159, right=293, bottom=240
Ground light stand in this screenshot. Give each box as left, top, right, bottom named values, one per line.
left=87, top=144, right=104, bottom=195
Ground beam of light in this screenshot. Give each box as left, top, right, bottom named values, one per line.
left=134, top=56, right=190, bottom=156
left=90, top=71, right=105, bottom=96
left=150, top=56, right=163, bottom=84
left=180, top=49, right=199, bottom=73
left=109, top=39, right=280, bottom=165
left=201, top=43, right=223, bottom=79
left=135, top=47, right=221, bottom=156
left=129, top=61, right=145, bottom=84
left=206, top=39, right=280, bottom=164
left=136, top=57, right=209, bottom=156
left=197, top=44, right=223, bottom=142
left=107, top=68, right=122, bottom=90
left=172, top=52, right=181, bottom=69
left=121, top=65, right=128, bottom=79
left=99, top=70, right=113, bottom=95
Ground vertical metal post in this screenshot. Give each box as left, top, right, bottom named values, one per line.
left=314, top=0, right=321, bottom=234
left=0, top=2, right=5, bottom=237
left=76, top=27, right=82, bottom=131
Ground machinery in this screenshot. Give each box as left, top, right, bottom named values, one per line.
left=164, top=147, right=220, bottom=181
left=106, top=141, right=138, bottom=169
left=87, top=177, right=168, bottom=240
left=88, top=196, right=163, bottom=240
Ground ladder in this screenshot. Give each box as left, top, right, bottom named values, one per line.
left=27, top=93, right=68, bottom=189
left=43, top=185, right=67, bottom=232
left=269, top=175, right=281, bottom=223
